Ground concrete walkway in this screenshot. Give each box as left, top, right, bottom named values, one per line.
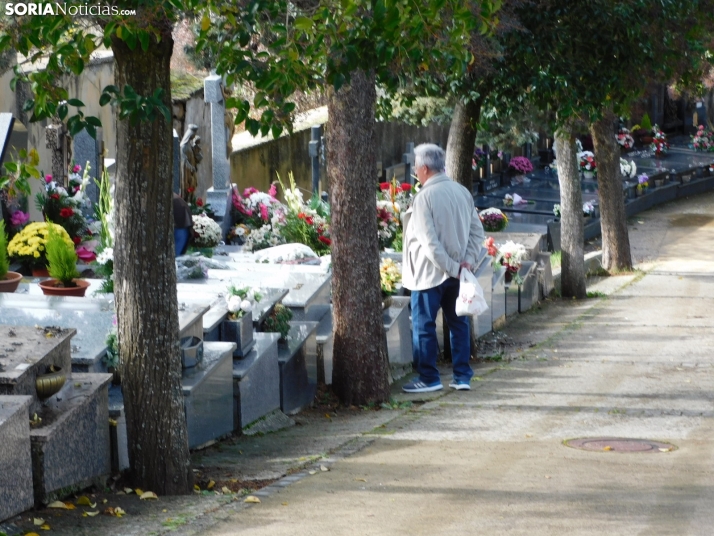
left=6, top=191, right=714, bottom=536
left=182, top=191, right=714, bottom=535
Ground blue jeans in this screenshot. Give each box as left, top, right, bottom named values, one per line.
left=411, top=277, right=473, bottom=385
left=174, top=227, right=190, bottom=256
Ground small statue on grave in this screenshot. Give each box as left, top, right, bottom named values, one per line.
left=192, top=135, right=203, bottom=168
left=222, top=85, right=235, bottom=158
left=180, top=124, right=199, bottom=201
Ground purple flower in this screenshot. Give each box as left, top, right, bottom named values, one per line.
left=10, top=210, right=29, bottom=227
left=72, top=164, right=81, bottom=173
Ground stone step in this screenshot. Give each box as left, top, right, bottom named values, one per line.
left=0, top=395, right=33, bottom=522
left=233, top=332, right=280, bottom=431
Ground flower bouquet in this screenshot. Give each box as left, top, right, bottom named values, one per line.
left=231, top=183, right=286, bottom=232
left=262, top=303, right=293, bottom=342
left=479, top=208, right=509, bottom=233
left=620, top=158, right=637, bottom=179
left=583, top=201, right=596, bottom=217
left=617, top=127, right=635, bottom=150
left=508, top=156, right=533, bottom=175
left=579, top=151, right=597, bottom=178
left=484, top=236, right=499, bottom=258
left=552, top=204, right=561, bottom=219
left=192, top=214, right=223, bottom=249
left=35, top=164, right=90, bottom=243
left=279, top=173, right=331, bottom=255
left=7, top=221, right=73, bottom=270
left=380, top=258, right=402, bottom=296
left=225, top=285, right=262, bottom=320
left=691, top=125, right=714, bottom=152
left=637, top=173, right=649, bottom=195
left=650, top=126, right=669, bottom=157
left=504, top=193, right=527, bottom=206
left=496, top=240, right=527, bottom=283
left=377, top=178, right=413, bottom=251
left=243, top=224, right=286, bottom=252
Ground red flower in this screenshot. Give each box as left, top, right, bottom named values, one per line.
left=379, top=182, right=390, bottom=191
left=318, top=236, right=332, bottom=246
left=187, top=187, right=195, bottom=193
left=196, top=198, right=203, bottom=207
left=50, top=193, right=60, bottom=200
left=305, top=216, right=314, bottom=226
left=59, top=208, right=74, bottom=218
left=297, top=213, right=306, bottom=220
left=401, top=183, right=412, bottom=192
left=72, top=236, right=81, bottom=245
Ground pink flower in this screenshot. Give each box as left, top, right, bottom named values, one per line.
left=268, top=183, right=277, bottom=198
left=260, top=204, right=269, bottom=221
left=75, top=246, right=96, bottom=262
left=45, top=174, right=53, bottom=183
left=10, top=211, right=29, bottom=227
left=243, top=187, right=258, bottom=198
left=72, top=164, right=81, bottom=173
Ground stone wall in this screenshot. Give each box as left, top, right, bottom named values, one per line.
left=229, top=119, right=450, bottom=196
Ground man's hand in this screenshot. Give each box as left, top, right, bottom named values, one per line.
left=459, top=261, right=473, bottom=274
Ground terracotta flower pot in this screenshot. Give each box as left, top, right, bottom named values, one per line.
left=31, top=267, right=50, bottom=277
left=0, top=271, right=23, bottom=293
left=38, top=278, right=90, bottom=297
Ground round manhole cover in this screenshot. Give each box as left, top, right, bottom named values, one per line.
left=564, top=437, right=676, bottom=453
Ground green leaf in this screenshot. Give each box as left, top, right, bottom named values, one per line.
left=22, top=99, right=35, bottom=112
left=3, top=162, right=18, bottom=173
left=67, top=98, right=85, bottom=107
left=85, top=116, right=102, bottom=127
left=57, top=104, right=68, bottom=120
left=138, top=32, right=149, bottom=52
left=99, top=93, right=112, bottom=107
left=294, top=16, right=313, bottom=31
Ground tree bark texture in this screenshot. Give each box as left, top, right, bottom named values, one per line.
left=590, top=110, right=632, bottom=272
left=445, top=99, right=481, bottom=191
left=327, top=69, right=390, bottom=406
left=555, top=122, right=587, bottom=299
left=112, top=26, right=192, bottom=495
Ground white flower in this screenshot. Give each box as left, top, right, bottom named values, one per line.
left=96, top=247, right=114, bottom=266
left=246, top=289, right=255, bottom=301
left=226, top=295, right=242, bottom=313
left=240, top=300, right=252, bottom=313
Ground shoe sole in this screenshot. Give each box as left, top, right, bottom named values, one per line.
left=449, top=383, right=471, bottom=391
left=402, top=384, right=444, bottom=393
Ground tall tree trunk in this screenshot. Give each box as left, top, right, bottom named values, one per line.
left=445, top=98, right=481, bottom=191
left=591, top=110, right=632, bottom=271
left=112, top=23, right=192, bottom=495
left=555, top=121, right=586, bottom=298
left=327, top=69, right=390, bottom=406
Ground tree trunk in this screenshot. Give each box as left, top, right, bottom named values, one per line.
left=554, top=121, right=586, bottom=298
left=590, top=110, right=632, bottom=271
left=327, top=69, right=390, bottom=406
left=112, top=24, right=192, bottom=494
left=445, top=99, right=481, bottom=191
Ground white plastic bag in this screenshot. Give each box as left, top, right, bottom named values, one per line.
left=455, top=269, right=489, bottom=316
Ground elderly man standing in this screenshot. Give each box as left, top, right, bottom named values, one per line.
left=401, top=143, right=485, bottom=393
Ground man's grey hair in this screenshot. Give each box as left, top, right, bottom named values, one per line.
left=414, top=143, right=446, bottom=173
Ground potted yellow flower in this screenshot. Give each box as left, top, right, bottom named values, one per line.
left=0, top=220, right=23, bottom=293
left=37, top=223, right=88, bottom=297
left=7, top=221, right=73, bottom=276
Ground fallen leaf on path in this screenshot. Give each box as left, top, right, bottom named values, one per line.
left=140, top=491, right=159, bottom=500
left=244, top=496, right=261, bottom=503
left=544, top=476, right=551, bottom=479
left=355, top=478, right=366, bottom=482
left=308, top=471, right=316, bottom=475
left=40, top=524, right=51, bottom=530
left=25, top=533, right=40, bottom=536
left=320, top=465, right=329, bottom=472
left=124, top=487, right=134, bottom=494
left=206, top=480, right=215, bottom=490
left=134, top=488, right=144, bottom=496
left=47, top=501, right=69, bottom=509
left=282, top=502, right=288, bottom=506
left=525, top=434, right=533, bottom=438
left=83, top=511, right=100, bottom=517
left=658, top=447, right=672, bottom=453
left=221, top=487, right=232, bottom=495
left=34, top=518, right=45, bottom=525
left=603, top=446, right=613, bottom=451
left=193, top=484, right=201, bottom=491
left=76, top=496, right=96, bottom=507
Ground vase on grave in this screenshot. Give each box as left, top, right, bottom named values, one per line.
left=32, top=267, right=50, bottom=277
left=35, top=366, right=67, bottom=399
left=0, top=271, right=22, bottom=293
left=654, top=178, right=665, bottom=188
left=221, top=311, right=254, bottom=357
left=38, top=278, right=90, bottom=297
left=382, top=294, right=393, bottom=310
left=583, top=171, right=595, bottom=180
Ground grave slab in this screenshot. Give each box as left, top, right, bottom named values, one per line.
left=383, top=296, right=413, bottom=380
left=182, top=341, right=235, bottom=449
left=0, top=395, right=33, bottom=522
left=474, top=259, right=494, bottom=337
left=518, top=261, right=540, bottom=313
left=491, top=266, right=507, bottom=329
left=233, top=332, right=280, bottom=430
left=278, top=322, right=319, bottom=415
left=303, top=305, right=333, bottom=385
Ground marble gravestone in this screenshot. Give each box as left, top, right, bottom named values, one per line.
left=73, top=128, right=103, bottom=208
left=0, top=113, right=15, bottom=166
left=203, top=75, right=233, bottom=237
left=173, top=129, right=181, bottom=194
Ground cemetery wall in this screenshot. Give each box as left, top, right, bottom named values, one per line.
left=229, top=119, right=450, bottom=196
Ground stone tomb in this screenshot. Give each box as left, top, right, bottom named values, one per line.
left=279, top=322, right=319, bottom=415
left=0, top=395, right=33, bottom=522
left=0, top=325, right=112, bottom=505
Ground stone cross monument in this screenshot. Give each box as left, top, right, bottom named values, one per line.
left=203, top=74, right=233, bottom=236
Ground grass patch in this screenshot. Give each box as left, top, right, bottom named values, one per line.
left=586, top=290, right=607, bottom=298
left=162, top=516, right=189, bottom=530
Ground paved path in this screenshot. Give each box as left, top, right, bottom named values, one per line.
left=186, top=192, right=714, bottom=535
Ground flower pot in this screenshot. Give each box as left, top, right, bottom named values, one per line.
left=0, top=271, right=22, bottom=293
left=382, top=295, right=393, bottom=309
left=583, top=171, right=595, bottom=180
left=38, top=278, right=90, bottom=297
left=32, top=267, right=50, bottom=277
left=36, top=367, right=67, bottom=399
left=180, top=336, right=204, bottom=369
